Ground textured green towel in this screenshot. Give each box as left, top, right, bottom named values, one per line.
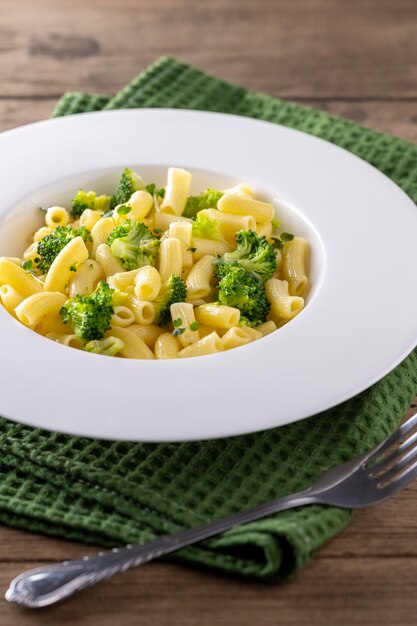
left=1, top=56, right=416, bottom=581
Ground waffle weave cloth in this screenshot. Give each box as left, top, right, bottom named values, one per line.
left=1, top=56, right=416, bottom=581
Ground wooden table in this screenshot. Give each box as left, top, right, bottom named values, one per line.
left=1, top=1, right=416, bottom=623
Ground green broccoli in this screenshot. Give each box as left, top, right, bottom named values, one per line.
left=115, top=168, right=144, bottom=205
left=71, top=190, right=112, bottom=219
left=60, top=281, right=114, bottom=340
left=36, top=226, right=92, bottom=274
left=215, top=261, right=270, bottom=327
left=191, top=213, right=223, bottom=241
left=106, top=219, right=160, bottom=270
left=84, top=336, right=124, bottom=357
left=183, top=189, right=223, bottom=219
left=153, top=275, right=187, bottom=326
left=223, top=230, right=276, bottom=281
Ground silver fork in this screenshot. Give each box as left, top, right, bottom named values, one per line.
left=6, top=411, right=417, bottom=609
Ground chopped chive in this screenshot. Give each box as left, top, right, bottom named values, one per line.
left=173, top=318, right=183, bottom=328
left=69, top=264, right=77, bottom=272
left=281, top=232, right=294, bottom=242
left=189, top=321, right=199, bottom=331
left=154, top=228, right=162, bottom=234
left=102, top=210, right=114, bottom=218
left=173, top=327, right=186, bottom=337
left=188, top=246, right=197, bottom=253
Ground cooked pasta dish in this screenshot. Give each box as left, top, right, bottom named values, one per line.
left=0, top=168, right=309, bottom=359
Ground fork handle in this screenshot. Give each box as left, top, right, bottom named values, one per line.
left=6, top=489, right=317, bottom=608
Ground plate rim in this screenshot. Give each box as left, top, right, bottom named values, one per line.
left=0, top=108, right=416, bottom=441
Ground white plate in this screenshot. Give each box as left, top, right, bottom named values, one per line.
left=0, top=109, right=416, bottom=442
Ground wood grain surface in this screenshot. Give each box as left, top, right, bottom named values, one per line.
left=0, top=1, right=416, bottom=624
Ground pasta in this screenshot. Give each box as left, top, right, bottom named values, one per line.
left=0, top=167, right=310, bottom=359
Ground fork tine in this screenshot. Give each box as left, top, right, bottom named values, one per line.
left=372, top=440, right=417, bottom=485
left=369, top=430, right=417, bottom=475
left=379, top=457, right=417, bottom=497
left=365, top=412, right=417, bottom=466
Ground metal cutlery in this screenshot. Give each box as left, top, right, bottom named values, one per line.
left=6, top=411, right=417, bottom=608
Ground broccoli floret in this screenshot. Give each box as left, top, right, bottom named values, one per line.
left=36, top=226, right=92, bottom=274
left=84, top=336, right=124, bottom=357
left=60, top=281, right=114, bottom=340
left=191, top=213, right=222, bottom=241
left=115, top=168, right=144, bottom=204
left=153, top=275, right=187, bottom=326
left=106, top=219, right=160, bottom=270
left=183, top=189, right=223, bottom=219
left=71, top=190, right=112, bottom=219
left=215, top=261, right=270, bottom=327
left=223, top=230, right=276, bottom=281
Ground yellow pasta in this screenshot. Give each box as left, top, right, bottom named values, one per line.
left=46, top=333, right=85, bottom=349
left=170, top=302, right=199, bottom=347
left=160, top=167, right=192, bottom=215
left=168, top=221, right=193, bottom=269
left=0, top=284, right=25, bottom=316
left=186, top=254, right=215, bottom=300
left=0, top=258, right=43, bottom=298
left=33, top=227, right=53, bottom=243
left=256, top=320, right=277, bottom=336
left=154, top=212, right=192, bottom=231
left=265, top=278, right=304, bottom=320
left=194, top=304, right=240, bottom=329
left=68, top=259, right=103, bottom=298
left=134, top=266, right=161, bottom=301
left=105, top=327, right=154, bottom=359
left=158, top=237, right=183, bottom=282
left=129, top=324, right=163, bottom=349
left=218, top=194, right=275, bottom=224
left=197, top=209, right=256, bottom=243
left=43, top=237, right=89, bottom=292
left=91, top=217, right=116, bottom=256
left=222, top=326, right=262, bottom=350
left=191, top=238, right=232, bottom=260
left=178, top=332, right=223, bottom=358
left=124, top=190, right=153, bottom=221
left=283, top=237, right=309, bottom=296
left=111, top=306, right=135, bottom=327
left=80, top=209, right=103, bottom=231
left=45, top=206, right=69, bottom=228
left=1, top=167, right=310, bottom=359
left=95, top=243, right=125, bottom=277
left=155, top=332, right=180, bottom=359
left=15, top=292, right=67, bottom=328
left=129, top=299, right=156, bottom=325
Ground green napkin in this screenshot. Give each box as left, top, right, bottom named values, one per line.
left=1, top=57, right=416, bottom=581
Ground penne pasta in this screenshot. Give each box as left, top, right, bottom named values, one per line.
left=194, top=303, right=240, bottom=329
left=218, top=194, right=275, bottom=224
left=283, top=237, right=309, bottom=296
left=155, top=332, right=180, bottom=359
left=158, top=237, right=183, bottom=282
left=134, top=266, right=161, bottom=301
left=186, top=254, right=215, bottom=300
left=45, top=206, right=69, bottom=228
left=43, top=236, right=89, bottom=292
left=0, top=258, right=43, bottom=298
left=160, top=167, right=192, bottom=215
left=178, top=332, right=223, bottom=358
left=265, top=278, right=304, bottom=320
left=15, top=292, right=67, bottom=328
